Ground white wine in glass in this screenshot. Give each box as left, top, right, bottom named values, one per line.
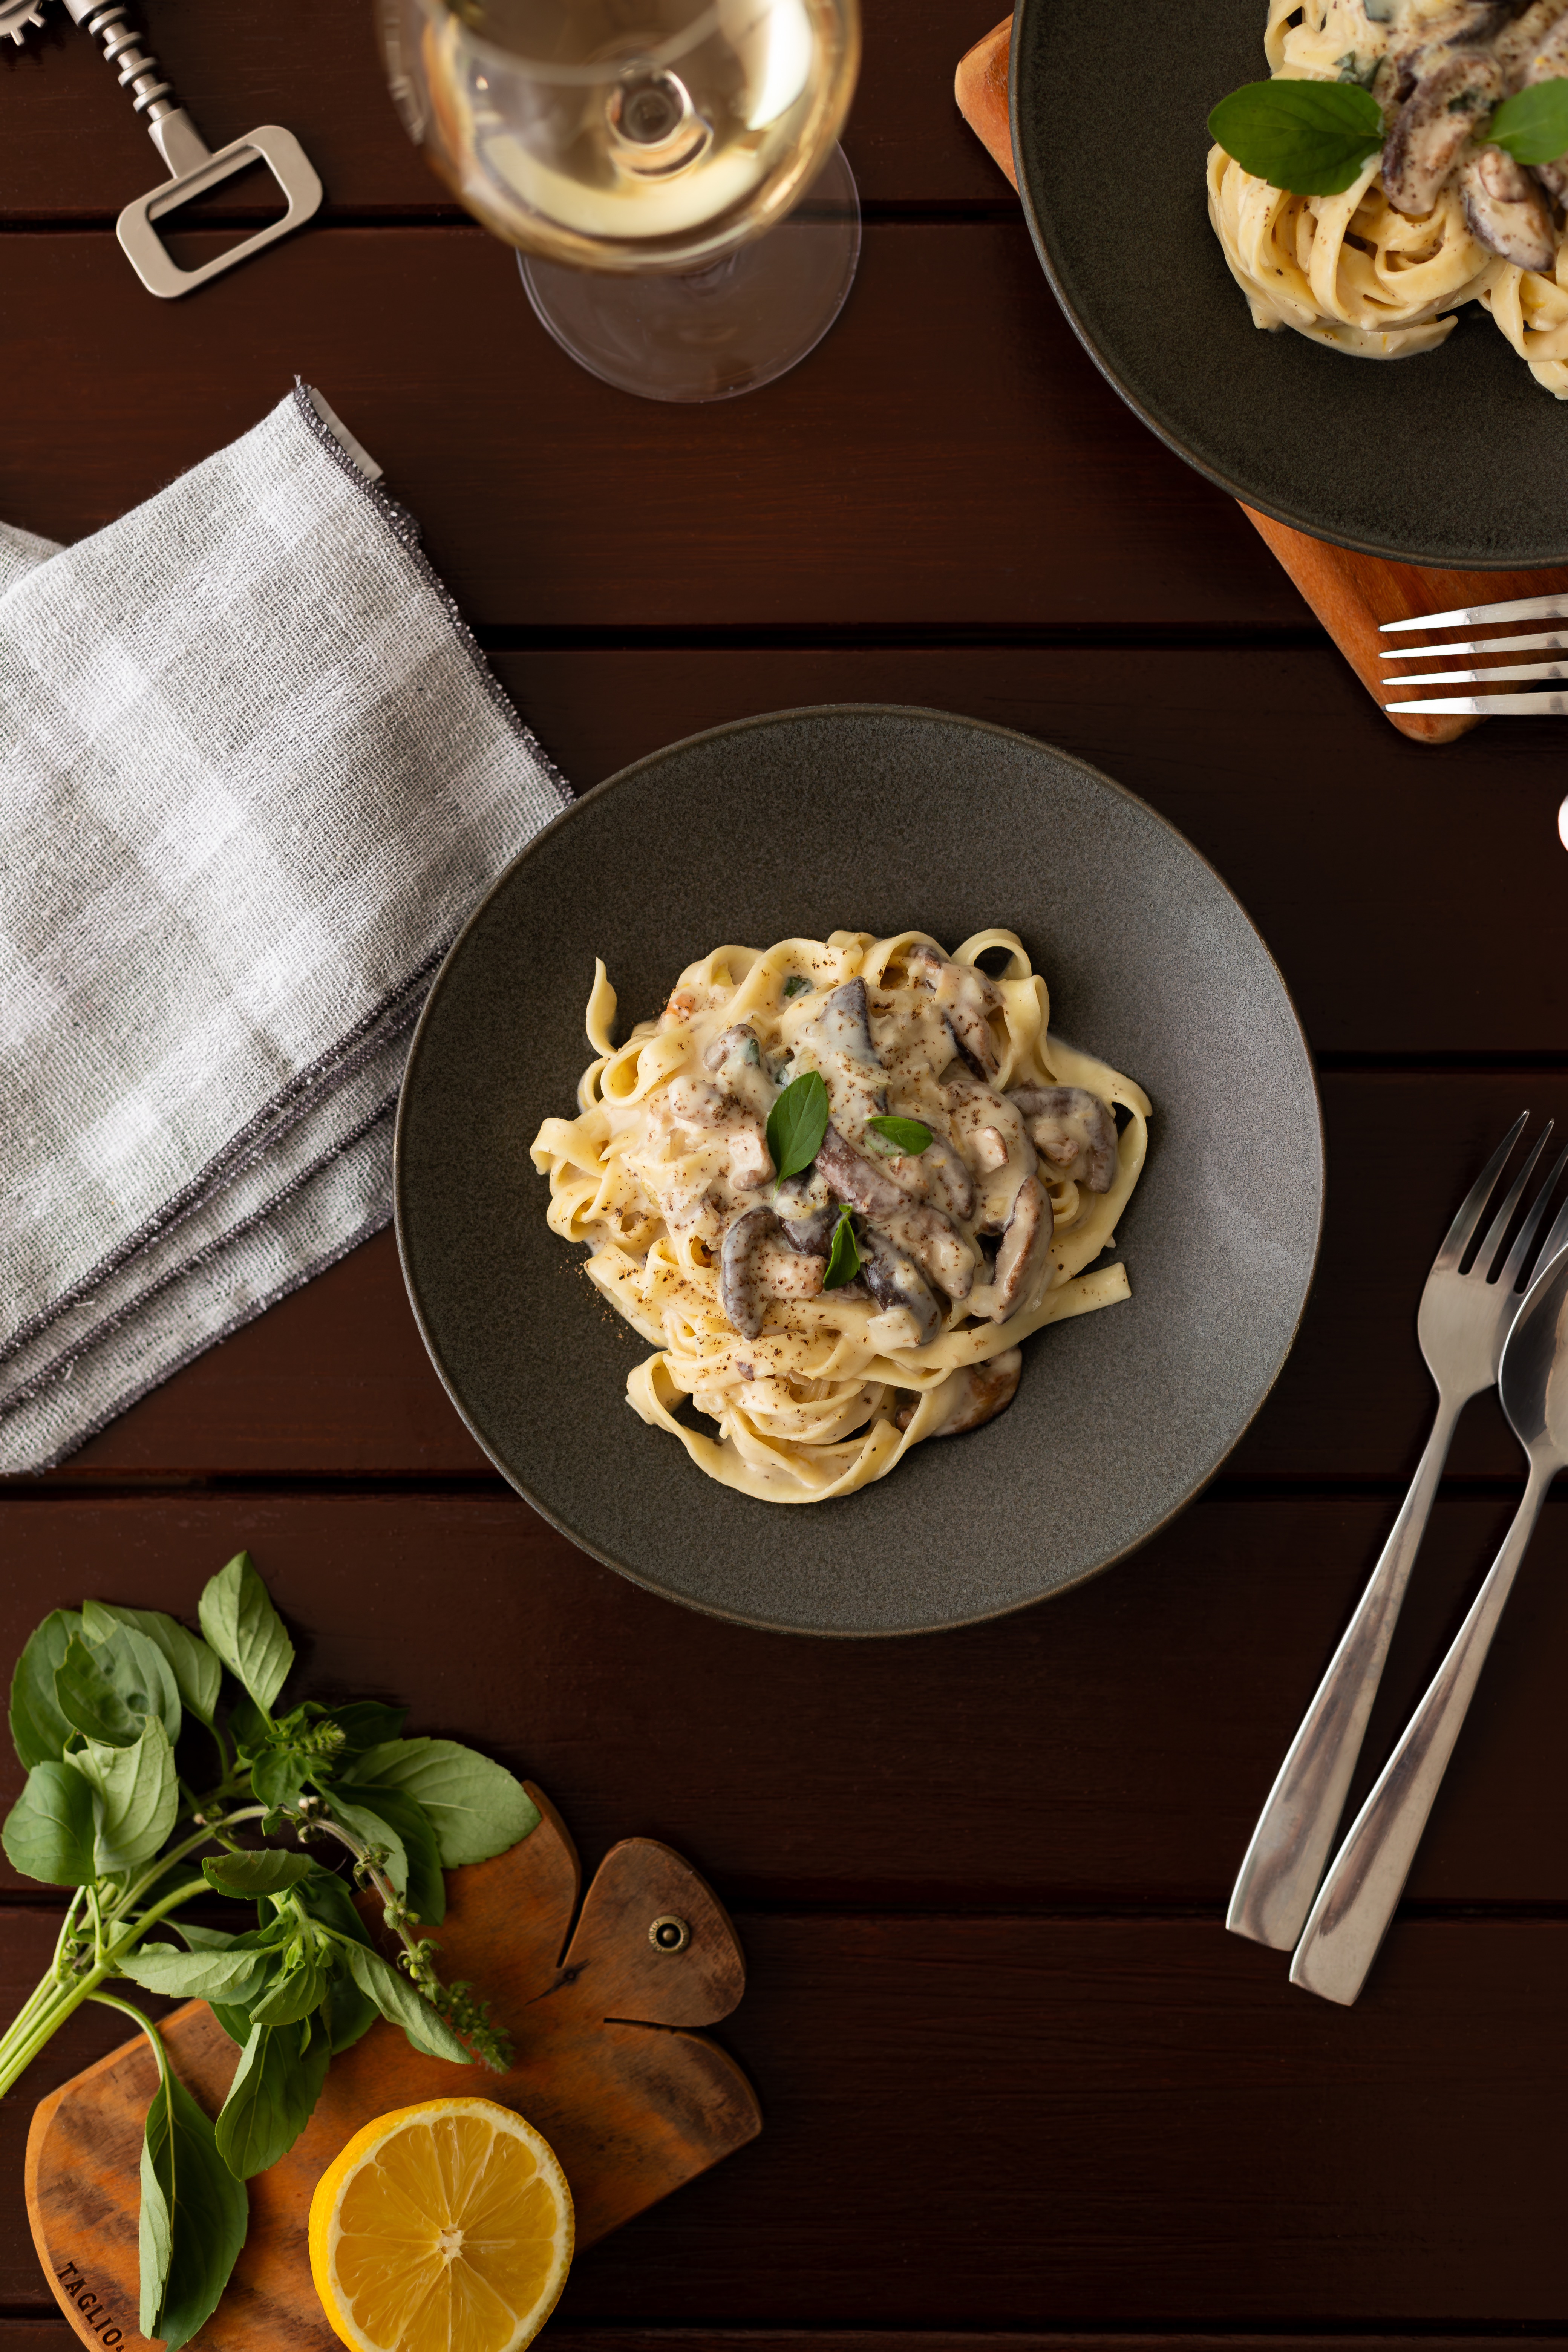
left=379, top=0, right=862, bottom=400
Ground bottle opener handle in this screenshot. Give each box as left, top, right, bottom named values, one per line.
left=62, top=0, right=325, bottom=297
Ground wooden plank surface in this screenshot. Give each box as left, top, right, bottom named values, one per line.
left=3, top=1909, right=1566, bottom=2324
left=0, top=225, right=1301, bottom=629
left=0, top=0, right=1013, bottom=218
left=6, top=0, right=1568, bottom=2340
left=1, top=1491, right=1562, bottom=1911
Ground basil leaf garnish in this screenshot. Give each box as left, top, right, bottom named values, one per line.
left=1490, top=76, right=1568, bottom=165
left=865, top=1115, right=933, bottom=1156
left=766, top=1070, right=829, bottom=1185
left=822, top=1206, right=861, bottom=1291
left=1208, top=78, right=1384, bottom=194
left=782, top=975, right=812, bottom=998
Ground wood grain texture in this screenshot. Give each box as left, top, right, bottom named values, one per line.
left=0, top=225, right=1301, bottom=632
left=0, top=0, right=1014, bottom=219
left=26, top=1799, right=758, bottom=2352
left=953, top=16, right=1568, bottom=747
left=8, top=2337, right=1568, bottom=2352
left=6, top=1911, right=1568, bottom=2325
left=1, top=1490, right=1563, bottom=1914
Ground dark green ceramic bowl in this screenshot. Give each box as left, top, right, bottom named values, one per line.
left=394, top=707, right=1322, bottom=1637
left=1011, top=0, right=1568, bottom=567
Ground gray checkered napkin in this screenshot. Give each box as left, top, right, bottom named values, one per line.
left=0, top=383, right=571, bottom=1474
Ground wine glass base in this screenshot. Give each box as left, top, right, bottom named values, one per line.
left=518, top=144, right=861, bottom=403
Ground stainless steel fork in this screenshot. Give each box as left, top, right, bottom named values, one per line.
left=1226, top=1114, right=1567, bottom=1950
left=1380, top=591, right=1568, bottom=716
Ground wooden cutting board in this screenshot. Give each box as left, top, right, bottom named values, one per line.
left=956, top=18, right=1568, bottom=746
left=26, top=1787, right=761, bottom=2352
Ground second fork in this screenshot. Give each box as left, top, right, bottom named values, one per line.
left=1226, top=1113, right=1565, bottom=1951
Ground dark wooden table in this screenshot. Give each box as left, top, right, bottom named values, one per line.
left=4, top=6, right=1567, bottom=2348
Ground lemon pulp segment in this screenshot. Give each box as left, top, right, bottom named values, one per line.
left=310, top=2098, right=573, bottom=2352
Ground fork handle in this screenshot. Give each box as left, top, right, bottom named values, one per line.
left=1225, top=1391, right=1462, bottom=1950
left=1289, top=1457, right=1552, bottom=2004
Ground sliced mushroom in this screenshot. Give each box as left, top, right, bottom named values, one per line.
left=857, top=1228, right=943, bottom=1347
left=1382, top=52, right=1502, bottom=214
left=897, top=1347, right=1023, bottom=1436
left=792, top=977, right=889, bottom=1129
left=941, top=1076, right=1038, bottom=1231
left=905, top=943, right=1003, bottom=1081
left=774, top=1171, right=838, bottom=1257
left=1536, top=158, right=1568, bottom=201
left=816, top=1124, right=975, bottom=1297
left=703, top=1023, right=778, bottom=1122
left=878, top=1128, right=976, bottom=1222
left=1007, top=1085, right=1119, bottom=1194
left=990, top=1174, right=1050, bottom=1322
left=719, top=1205, right=779, bottom=1339
left=1495, top=0, right=1568, bottom=84
left=1459, top=141, right=1558, bottom=262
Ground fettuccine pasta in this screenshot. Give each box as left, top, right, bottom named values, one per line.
left=1208, top=0, right=1568, bottom=393
left=531, top=931, right=1149, bottom=1504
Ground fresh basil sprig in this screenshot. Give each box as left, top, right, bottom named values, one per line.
left=823, top=1205, right=862, bottom=1290
left=1208, top=77, right=1384, bottom=194
left=1490, top=76, right=1568, bottom=165
left=865, top=1115, right=933, bottom=1156
left=766, top=1069, right=829, bottom=1185
left=0, top=1551, right=540, bottom=2350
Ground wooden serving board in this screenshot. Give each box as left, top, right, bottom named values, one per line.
left=956, top=17, right=1568, bottom=746
left=26, top=1787, right=761, bottom=2352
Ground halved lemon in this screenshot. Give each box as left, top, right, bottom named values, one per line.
left=309, top=2097, right=574, bottom=2352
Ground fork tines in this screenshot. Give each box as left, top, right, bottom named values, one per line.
left=1449, top=1111, right=1568, bottom=1292
left=1380, top=591, right=1568, bottom=714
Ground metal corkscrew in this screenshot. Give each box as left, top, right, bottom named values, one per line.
left=14, top=0, right=323, bottom=296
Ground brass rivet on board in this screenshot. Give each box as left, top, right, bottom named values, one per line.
left=649, top=1913, right=691, bottom=1952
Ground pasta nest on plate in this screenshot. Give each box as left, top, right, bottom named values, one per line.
left=530, top=930, right=1150, bottom=1505
left=1207, top=0, right=1568, bottom=394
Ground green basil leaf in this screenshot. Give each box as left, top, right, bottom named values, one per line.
left=1208, top=77, right=1384, bottom=194
left=323, top=1969, right=379, bottom=2056
left=345, top=1943, right=471, bottom=2064
left=139, top=2062, right=248, bottom=2350
left=326, top=1788, right=409, bottom=1906
left=334, top=1782, right=445, bottom=1926
left=781, top=975, right=813, bottom=998
left=73, top=1718, right=179, bottom=1875
left=214, top=2019, right=330, bottom=2179
left=765, top=1070, right=830, bottom=1186
left=348, top=1738, right=541, bottom=1870
left=1490, top=75, right=1568, bottom=164
left=822, top=1205, right=862, bottom=1291
left=1, top=1759, right=96, bottom=1886
left=248, top=1955, right=330, bottom=2027
left=81, top=1601, right=220, bottom=1729
left=865, top=1115, right=933, bottom=1155
left=55, top=1634, right=143, bottom=1748
left=250, top=1747, right=310, bottom=1812
left=296, top=1863, right=375, bottom=1951
left=173, top=1921, right=238, bottom=1951
left=326, top=1700, right=409, bottom=1754
left=198, top=1553, right=293, bottom=1717
left=9, top=1611, right=83, bottom=1769
left=209, top=2003, right=252, bottom=2047
left=201, top=1849, right=317, bottom=1899
left=226, top=1691, right=271, bottom=1756
left=119, top=1941, right=278, bottom=2000
left=76, top=1621, right=184, bottom=1748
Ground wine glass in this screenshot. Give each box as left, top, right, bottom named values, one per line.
left=378, top=0, right=862, bottom=402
